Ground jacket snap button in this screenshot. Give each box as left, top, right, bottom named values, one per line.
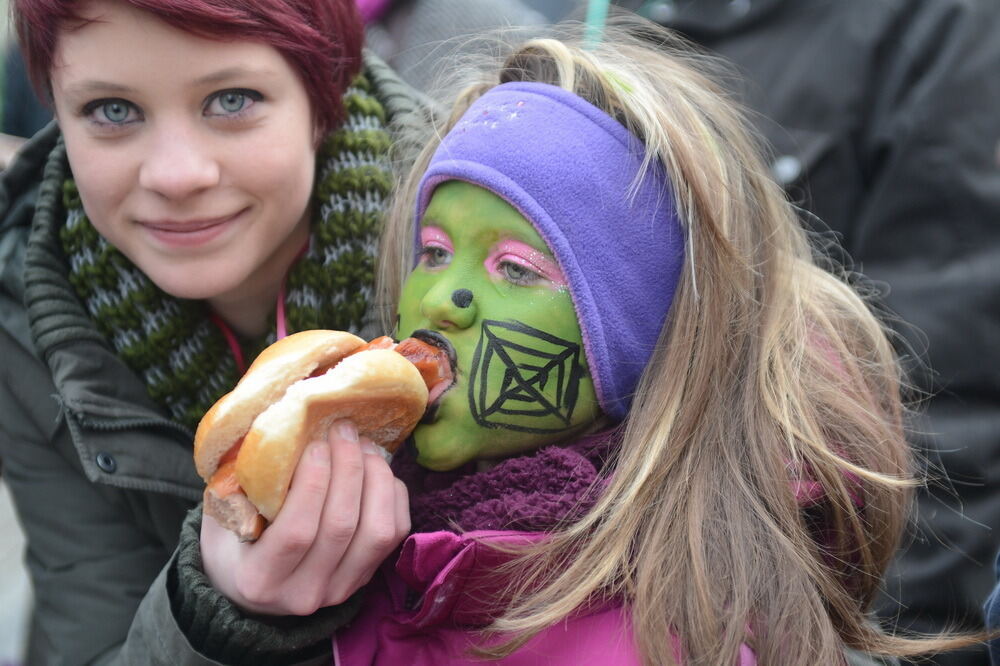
left=96, top=452, right=117, bottom=473
left=729, top=0, right=752, bottom=17
left=772, top=155, right=802, bottom=185
left=642, top=1, right=676, bottom=24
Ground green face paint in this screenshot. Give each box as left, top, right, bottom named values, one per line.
left=398, top=181, right=601, bottom=471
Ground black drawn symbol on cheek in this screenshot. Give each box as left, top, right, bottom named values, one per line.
left=467, top=319, right=584, bottom=433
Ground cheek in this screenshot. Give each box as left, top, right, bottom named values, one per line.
left=397, top=276, right=425, bottom=325
left=234, top=125, right=316, bottom=210
left=487, top=290, right=569, bottom=329
left=63, top=135, right=134, bottom=230
left=397, top=270, right=450, bottom=330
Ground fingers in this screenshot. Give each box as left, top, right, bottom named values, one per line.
left=266, top=420, right=371, bottom=613
left=394, top=476, right=411, bottom=540
left=200, top=510, right=243, bottom=601
left=321, top=440, right=409, bottom=604
left=235, top=434, right=335, bottom=601
left=312, top=421, right=368, bottom=561
left=199, top=419, right=410, bottom=616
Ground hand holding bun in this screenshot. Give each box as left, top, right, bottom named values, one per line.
left=194, top=330, right=452, bottom=541
left=199, top=420, right=411, bottom=617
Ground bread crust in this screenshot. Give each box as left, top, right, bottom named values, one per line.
left=194, top=333, right=430, bottom=530
left=193, top=330, right=365, bottom=481
left=237, top=349, right=428, bottom=521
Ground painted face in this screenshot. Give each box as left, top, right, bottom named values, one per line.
left=398, top=181, right=601, bottom=471
left=50, top=0, right=316, bottom=330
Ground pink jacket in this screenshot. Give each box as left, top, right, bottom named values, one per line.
left=333, top=529, right=757, bottom=666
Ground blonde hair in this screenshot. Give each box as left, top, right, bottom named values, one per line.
left=379, top=18, right=978, bottom=666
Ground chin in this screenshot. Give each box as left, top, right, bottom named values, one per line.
left=412, top=436, right=473, bottom=472
left=145, top=267, right=239, bottom=301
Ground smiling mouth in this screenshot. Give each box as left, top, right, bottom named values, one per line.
left=141, top=210, right=245, bottom=232
left=138, top=209, right=247, bottom=247
left=408, top=329, right=457, bottom=424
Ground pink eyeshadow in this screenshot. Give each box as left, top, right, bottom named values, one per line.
left=420, top=226, right=454, bottom=252
left=486, top=239, right=568, bottom=288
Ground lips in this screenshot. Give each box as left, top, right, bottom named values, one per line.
left=139, top=209, right=247, bottom=247
left=409, top=329, right=457, bottom=424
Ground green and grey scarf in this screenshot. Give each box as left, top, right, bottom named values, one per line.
left=60, top=75, right=393, bottom=430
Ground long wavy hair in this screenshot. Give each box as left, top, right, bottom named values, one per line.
left=379, top=19, right=978, bottom=665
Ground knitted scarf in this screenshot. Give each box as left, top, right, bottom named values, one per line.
left=59, top=75, right=393, bottom=431
left=393, top=430, right=617, bottom=534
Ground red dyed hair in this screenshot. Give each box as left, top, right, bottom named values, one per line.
left=13, top=0, right=364, bottom=136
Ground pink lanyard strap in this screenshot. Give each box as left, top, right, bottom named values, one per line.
left=210, top=312, right=247, bottom=374
left=210, top=284, right=287, bottom=376
left=275, top=279, right=289, bottom=341
left=210, top=241, right=306, bottom=374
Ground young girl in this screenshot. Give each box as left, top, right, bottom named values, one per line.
left=335, top=25, right=977, bottom=665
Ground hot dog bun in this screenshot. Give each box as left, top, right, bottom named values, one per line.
left=193, top=330, right=431, bottom=539
left=237, top=348, right=428, bottom=520
left=194, top=330, right=367, bottom=481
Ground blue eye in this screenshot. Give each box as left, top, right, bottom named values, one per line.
left=103, top=101, right=130, bottom=122
left=421, top=246, right=452, bottom=269
left=205, top=89, right=262, bottom=117
left=499, top=260, right=542, bottom=286
left=82, top=98, right=141, bottom=126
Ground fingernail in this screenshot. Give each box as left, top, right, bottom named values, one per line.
left=362, top=438, right=392, bottom=462
left=310, top=441, right=330, bottom=462
left=335, top=420, right=358, bottom=442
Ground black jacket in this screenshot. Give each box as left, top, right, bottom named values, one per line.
left=617, top=1, right=1000, bottom=663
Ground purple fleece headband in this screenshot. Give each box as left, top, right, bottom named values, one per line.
left=415, top=82, right=685, bottom=421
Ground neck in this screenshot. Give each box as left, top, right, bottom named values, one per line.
left=209, top=285, right=279, bottom=339
left=208, top=214, right=310, bottom=338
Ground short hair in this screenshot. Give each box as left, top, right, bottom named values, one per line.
left=13, top=0, right=364, bottom=136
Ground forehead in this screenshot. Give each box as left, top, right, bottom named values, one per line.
left=422, top=181, right=549, bottom=248
left=52, top=0, right=289, bottom=88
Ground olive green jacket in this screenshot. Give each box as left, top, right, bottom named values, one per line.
left=0, top=52, right=435, bottom=666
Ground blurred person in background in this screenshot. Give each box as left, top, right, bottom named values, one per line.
left=360, top=0, right=547, bottom=93
left=2, top=45, right=50, bottom=139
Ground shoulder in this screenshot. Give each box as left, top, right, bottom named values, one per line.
left=0, top=122, right=60, bottom=233
left=361, top=49, right=442, bottom=171
left=1, top=121, right=61, bottom=301
left=0, top=125, right=62, bottom=359
left=362, top=50, right=441, bottom=128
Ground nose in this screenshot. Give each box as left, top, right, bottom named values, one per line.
left=138, top=121, right=220, bottom=200
left=420, top=280, right=477, bottom=330
left=451, top=289, right=473, bottom=308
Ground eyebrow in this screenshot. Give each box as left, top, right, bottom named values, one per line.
left=193, top=66, right=278, bottom=86
left=63, top=67, right=277, bottom=97
left=63, top=80, right=137, bottom=96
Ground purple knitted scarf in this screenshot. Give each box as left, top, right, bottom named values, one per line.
left=395, top=430, right=617, bottom=534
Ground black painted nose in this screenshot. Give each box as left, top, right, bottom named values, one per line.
left=451, top=289, right=473, bottom=309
